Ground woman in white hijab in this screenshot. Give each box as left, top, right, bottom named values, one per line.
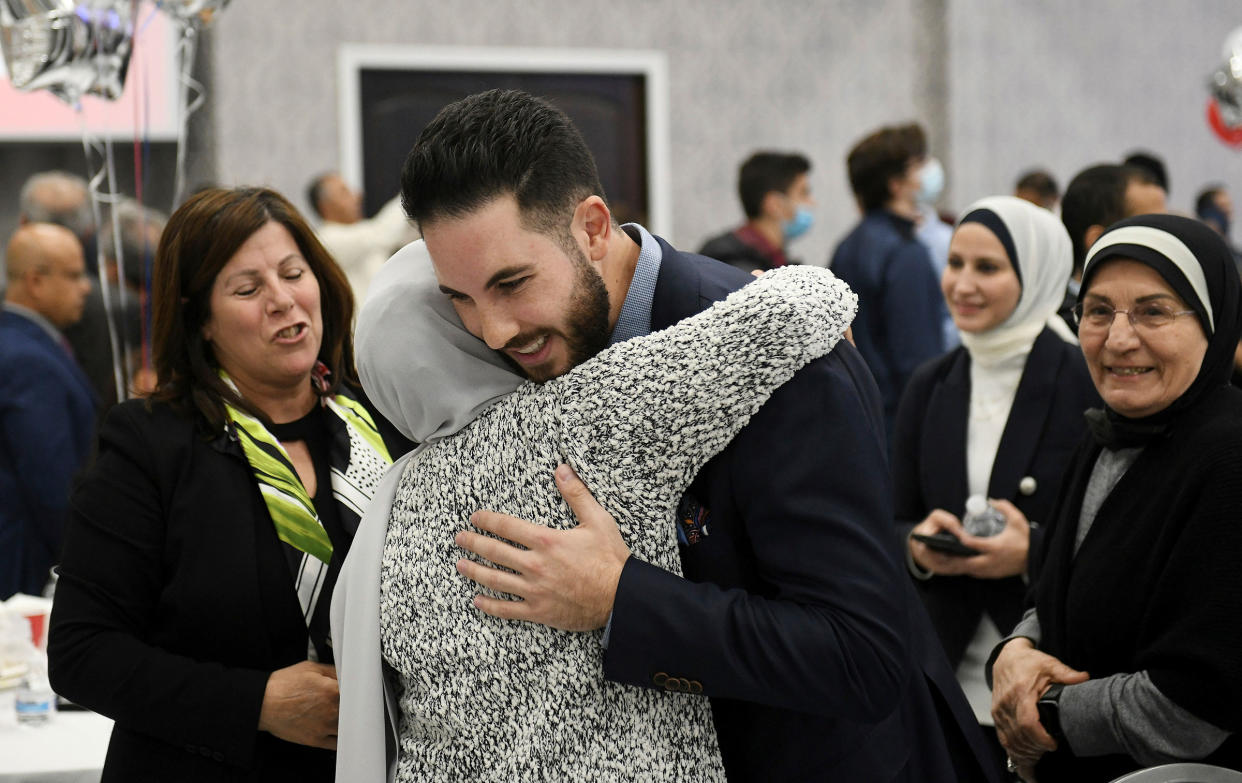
left=331, top=241, right=857, bottom=781
left=890, top=196, right=1099, bottom=772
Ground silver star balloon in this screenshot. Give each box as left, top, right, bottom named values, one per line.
left=0, top=0, right=134, bottom=105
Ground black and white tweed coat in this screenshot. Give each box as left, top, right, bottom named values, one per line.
left=379, top=266, right=857, bottom=781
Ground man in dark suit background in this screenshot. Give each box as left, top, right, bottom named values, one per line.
left=395, top=88, right=997, bottom=782
left=0, top=223, right=98, bottom=599
left=830, top=123, right=947, bottom=448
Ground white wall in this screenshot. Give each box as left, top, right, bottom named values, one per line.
left=199, top=0, right=1242, bottom=267
left=946, top=0, right=1242, bottom=215
left=206, top=0, right=929, bottom=267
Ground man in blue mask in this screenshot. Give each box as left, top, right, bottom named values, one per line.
left=699, top=151, right=814, bottom=273
left=830, top=123, right=946, bottom=449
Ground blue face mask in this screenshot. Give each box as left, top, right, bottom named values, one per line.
left=782, top=205, right=814, bottom=242
left=917, top=157, right=945, bottom=206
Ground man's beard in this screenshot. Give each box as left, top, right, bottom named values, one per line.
left=500, top=248, right=611, bottom=383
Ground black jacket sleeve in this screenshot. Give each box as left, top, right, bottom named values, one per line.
left=48, top=404, right=271, bottom=768
left=602, top=349, right=910, bottom=722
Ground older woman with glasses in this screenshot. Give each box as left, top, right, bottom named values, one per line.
left=989, top=214, right=1242, bottom=780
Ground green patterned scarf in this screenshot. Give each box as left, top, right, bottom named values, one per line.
left=220, top=368, right=392, bottom=658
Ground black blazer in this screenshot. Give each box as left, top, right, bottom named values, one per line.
left=48, top=397, right=410, bottom=782
left=891, top=329, right=1099, bottom=664
left=604, top=240, right=998, bottom=783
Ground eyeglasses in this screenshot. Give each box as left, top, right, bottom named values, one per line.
left=1072, top=302, right=1196, bottom=331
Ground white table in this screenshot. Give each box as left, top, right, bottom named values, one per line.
left=0, top=696, right=112, bottom=783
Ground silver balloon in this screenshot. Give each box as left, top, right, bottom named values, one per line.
left=157, top=0, right=229, bottom=25
left=1209, top=25, right=1242, bottom=128
left=0, top=0, right=134, bottom=105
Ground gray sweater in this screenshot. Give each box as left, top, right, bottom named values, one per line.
left=378, top=267, right=856, bottom=781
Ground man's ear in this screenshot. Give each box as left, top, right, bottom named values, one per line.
left=21, top=265, right=46, bottom=297
left=573, top=196, right=613, bottom=262
left=759, top=190, right=785, bottom=220
left=1083, top=224, right=1106, bottom=252
left=887, top=174, right=905, bottom=203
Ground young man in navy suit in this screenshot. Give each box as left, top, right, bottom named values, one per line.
left=399, top=89, right=997, bottom=782
left=0, top=223, right=97, bottom=599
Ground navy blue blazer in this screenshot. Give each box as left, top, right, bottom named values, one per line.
left=0, top=309, right=97, bottom=599
left=891, top=329, right=1099, bottom=664
left=829, top=210, right=946, bottom=444
left=604, top=241, right=998, bottom=782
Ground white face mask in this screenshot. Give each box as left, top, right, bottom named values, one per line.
left=917, top=158, right=946, bottom=206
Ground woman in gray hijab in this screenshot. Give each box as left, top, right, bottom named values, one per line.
left=332, top=241, right=858, bottom=781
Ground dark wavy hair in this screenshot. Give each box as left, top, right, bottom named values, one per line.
left=846, top=123, right=927, bottom=212
left=149, top=186, right=358, bottom=431
left=400, top=89, right=607, bottom=245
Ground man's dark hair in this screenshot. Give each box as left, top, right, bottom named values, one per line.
left=737, top=152, right=811, bottom=219
left=1196, top=185, right=1226, bottom=218
left=1122, top=151, right=1168, bottom=193
left=1014, top=169, right=1059, bottom=203
left=1061, top=164, right=1158, bottom=276
left=306, top=173, right=332, bottom=219
left=401, top=89, right=607, bottom=242
left=846, top=123, right=926, bottom=212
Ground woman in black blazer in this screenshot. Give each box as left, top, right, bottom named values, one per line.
left=47, top=188, right=412, bottom=782
left=891, top=196, right=1098, bottom=770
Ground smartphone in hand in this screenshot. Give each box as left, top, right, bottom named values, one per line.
left=910, top=531, right=980, bottom=557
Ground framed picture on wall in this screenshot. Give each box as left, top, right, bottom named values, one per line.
left=337, top=44, right=670, bottom=234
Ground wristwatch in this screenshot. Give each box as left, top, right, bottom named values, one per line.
left=1036, top=683, right=1066, bottom=744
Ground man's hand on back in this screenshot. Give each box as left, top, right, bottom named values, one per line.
left=454, top=463, right=631, bottom=631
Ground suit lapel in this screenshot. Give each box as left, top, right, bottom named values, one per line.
left=921, top=350, right=971, bottom=512
left=988, top=329, right=1063, bottom=499
left=650, top=236, right=706, bottom=331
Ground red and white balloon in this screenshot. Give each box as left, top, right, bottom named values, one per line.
left=1207, top=25, right=1242, bottom=149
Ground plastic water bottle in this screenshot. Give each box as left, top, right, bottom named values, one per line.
left=963, top=495, right=1005, bottom=538
left=15, top=654, right=55, bottom=726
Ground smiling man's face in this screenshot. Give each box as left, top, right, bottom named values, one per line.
left=424, top=194, right=611, bottom=382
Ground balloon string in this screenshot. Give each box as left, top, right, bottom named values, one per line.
left=141, top=42, right=153, bottom=375
left=104, top=132, right=135, bottom=394
left=172, top=24, right=205, bottom=209
left=97, top=5, right=132, bottom=398
left=80, top=120, right=127, bottom=403
left=132, top=0, right=151, bottom=377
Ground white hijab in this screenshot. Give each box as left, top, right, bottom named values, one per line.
left=955, top=195, right=1076, bottom=366
left=332, top=240, right=523, bottom=782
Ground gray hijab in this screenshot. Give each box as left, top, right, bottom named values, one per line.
left=354, top=239, right=523, bottom=445
left=334, top=239, right=522, bottom=782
